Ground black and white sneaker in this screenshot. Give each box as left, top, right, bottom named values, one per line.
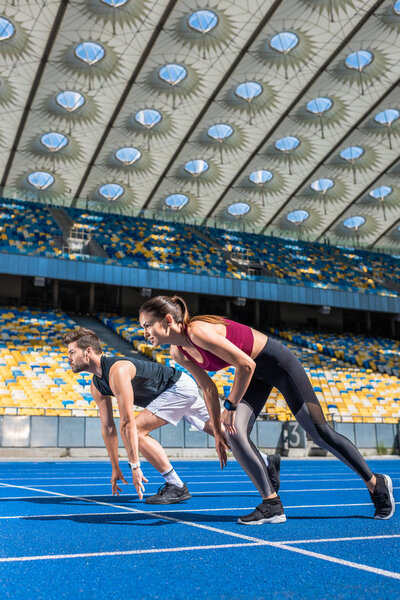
left=145, top=483, right=192, bottom=505
left=369, top=473, right=395, bottom=519
left=238, top=496, right=286, bottom=525
left=267, top=454, right=281, bottom=493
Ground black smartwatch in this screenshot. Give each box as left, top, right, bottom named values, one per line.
left=223, top=399, right=237, bottom=411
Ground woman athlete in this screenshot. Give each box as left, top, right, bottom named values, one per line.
left=139, top=295, right=395, bottom=524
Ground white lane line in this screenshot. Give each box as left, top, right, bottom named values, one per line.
left=1, top=482, right=400, bottom=580
left=0, top=542, right=263, bottom=563
left=279, top=534, right=400, bottom=545
left=2, top=487, right=397, bottom=495
left=274, top=544, right=400, bottom=580
left=3, top=470, right=398, bottom=478
left=2, top=491, right=399, bottom=502
left=1, top=502, right=400, bottom=519
left=4, top=536, right=400, bottom=565
left=0, top=481, right=265, bottom=488
left=0, top=511, right=135, bottom=520
left=3, top=476, right=397, bottom=482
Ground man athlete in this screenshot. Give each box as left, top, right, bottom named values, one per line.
left=62, top=327, right=282, bottom=503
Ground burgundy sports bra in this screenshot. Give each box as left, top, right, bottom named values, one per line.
left=177, top=319, right=254, bottom=371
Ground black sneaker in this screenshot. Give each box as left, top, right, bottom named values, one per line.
left=238, top=496, right=286, bottom=525
left=145, top=483, right=192, bottom=505
left=369, top=473, right=395, bottom=519
left=267, top=454, right=281, bottom=493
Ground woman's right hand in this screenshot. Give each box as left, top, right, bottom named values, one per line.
left=221, top=409, right=236, bottom=435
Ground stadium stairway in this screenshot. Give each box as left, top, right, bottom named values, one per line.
left=72, top=316, right=147, bottom=359
left=48, top=206, right=74, bottom=237
left=48, top=207, right=108, bottom=259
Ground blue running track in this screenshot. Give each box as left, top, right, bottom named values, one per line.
left=0, top=459, right=399, bottom=600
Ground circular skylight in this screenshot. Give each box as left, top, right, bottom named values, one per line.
left=135, top=108, right=162, bottom=130
left=0, top=17, right=15, bottom=41
left=165, top=193, right=189, bottom=210
left=275, top=136, right=300, bottom=153
left=99, top=183, right=124, bottom=200
left=393, top=0, right=400, bottom=14
left=184, top=159, right=209, bottom=176
left=345, top=50, right=373, bottom=71
left=343, top=215, right=365, bottom=230
left=100, top=0, right=129, bottom=6
left=369, top=185, right=392, bottom=199
left=40, top=132, right=68, bottom=152
left=188, top=9, right=218, bottom=33
left=75, top=42, right=105, bottom=65
left=306, top=97, right=333, bottom=115
left=235, top=81, right=263, bottom=102
left=159, top=64, right=187, bottom=86
left=287, top=209, right=309, bottom=224
left=310, top=178, right=334, bottom=193
left=249, top=169, right=273, bottom=185
left=227, top=202, right=251, bottom=216
left=27, top=171, right=55, bottom=190
left=207, top=123, right=233, bottom=141
left=115, top=147, right=141, bottom=166
left=56, top=91, right=85, bottom=112
left=374, top=108, right=400, bottom=126
left=270, top=31, right=299, bottom=54
left=339, top=146, right=364, bottom=161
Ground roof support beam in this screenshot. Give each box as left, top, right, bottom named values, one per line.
left=73, top=0, right=179, bottom=204
left=371, top=216, right=400, bottom=248
left=202, top=0, right=385, bottom=224
left=0, top=0, right=69, bottom=190
left=140, top=0, right=284, bottom=211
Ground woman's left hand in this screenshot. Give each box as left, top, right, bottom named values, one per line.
left=221, top=409, right=236, bottom=435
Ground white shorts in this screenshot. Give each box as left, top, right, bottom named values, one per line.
left=146, top=372, right=210, bottom=429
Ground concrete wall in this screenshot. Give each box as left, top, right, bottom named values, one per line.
left=0, top=416, right=398, bottom=454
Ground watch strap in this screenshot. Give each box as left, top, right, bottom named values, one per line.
left=128, top=461, right=141, bottom=470
left=223, top=399, right=237, bottom=411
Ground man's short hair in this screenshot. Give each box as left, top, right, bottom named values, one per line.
left=62, top=328, right=102, bottom=355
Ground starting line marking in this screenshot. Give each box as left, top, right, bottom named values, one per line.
left=0, top=542, right=263, bottom=563
left=0, top=482, right=399, bottom=580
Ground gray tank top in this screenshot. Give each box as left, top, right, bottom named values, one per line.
left=92, top=355, right=181, bottom=408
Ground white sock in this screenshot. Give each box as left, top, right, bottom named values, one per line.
left=259, top=452, right=269, bottom=468
left=161, top=467, right=184, bottom=487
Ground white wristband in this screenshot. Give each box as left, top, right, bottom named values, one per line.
left=128, top=461, right=140, bottom=470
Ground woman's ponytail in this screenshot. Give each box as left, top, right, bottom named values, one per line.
left=139, top=294, right=190, bottom=326
left=171, top=295, right=190, bottom=325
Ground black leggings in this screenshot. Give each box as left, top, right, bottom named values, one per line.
left=226, top=337, right=373, bottom=498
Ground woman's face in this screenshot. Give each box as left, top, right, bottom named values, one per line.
left=139, top=311, right=171, bottom=346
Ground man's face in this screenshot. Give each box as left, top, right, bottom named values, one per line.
left=67, top=342, right=90, bottom=373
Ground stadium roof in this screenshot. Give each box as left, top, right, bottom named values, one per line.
left=1, top=0, right=400, bottom=250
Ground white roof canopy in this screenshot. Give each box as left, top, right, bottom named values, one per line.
left=1, top=0, right=400, bottom=250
